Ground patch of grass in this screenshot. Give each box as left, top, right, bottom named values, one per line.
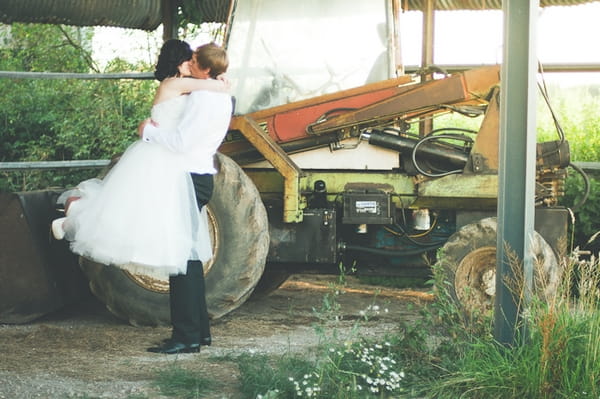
left=236, top=340, right=407, bottom=398
left=236, top=353, right=316, bottom=399
left=424, top=250, right=600, bottom=398
left=236, top=276, right=409, bottom=398
left=153, top=364, right=215, bottom=399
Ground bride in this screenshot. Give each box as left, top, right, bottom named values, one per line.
left=53, top=39, right=229, bottom=279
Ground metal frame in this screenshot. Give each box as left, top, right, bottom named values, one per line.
left=495, top=0, right=539, bottom=345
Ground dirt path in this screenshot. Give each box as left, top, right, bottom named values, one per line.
left=0, top=274, right=431, bottom=398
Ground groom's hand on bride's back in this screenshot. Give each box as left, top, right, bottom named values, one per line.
left=137, top=118, right=158, bottom=138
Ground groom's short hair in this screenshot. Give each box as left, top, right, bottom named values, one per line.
left=193, top=43, right=229, bottom=79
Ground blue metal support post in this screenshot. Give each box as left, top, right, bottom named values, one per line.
left=495, top=0, right=539, bottom=345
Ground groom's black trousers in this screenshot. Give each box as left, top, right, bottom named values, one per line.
left=169, top=173, right=213, bottom=344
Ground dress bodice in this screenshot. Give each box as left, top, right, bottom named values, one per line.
left=150, top=95, right=188, bottom=130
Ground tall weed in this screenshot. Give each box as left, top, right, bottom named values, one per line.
left=427, top=249, right=600, bottom=399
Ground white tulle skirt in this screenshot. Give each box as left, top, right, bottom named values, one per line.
left=64, top=140, right=212, bottom=279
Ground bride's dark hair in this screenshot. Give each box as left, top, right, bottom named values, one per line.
left=153, top=39, right=193, bottom=81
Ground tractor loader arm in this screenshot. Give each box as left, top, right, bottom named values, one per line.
left=221, top=66, right=502, bottom=222
left=222, top=65, right=500, bottom=163
left=307, top=66, right=500, bottom=137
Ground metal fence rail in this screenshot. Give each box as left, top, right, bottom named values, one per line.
left=2, top=63, right=600, bottom=80
left=0, top=160, right=110, bottom=171
left=0, top=71, right=154, bottom=80
left=573, top=162, right=600, bottom=174
left=1, top=160, right=598, bottom=173
left=406, top=63, right=600, bottom=74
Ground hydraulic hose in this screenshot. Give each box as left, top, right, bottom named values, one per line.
left=569, top=162, right=590, bottom=212
left=411, top=133, right=474, bottom=177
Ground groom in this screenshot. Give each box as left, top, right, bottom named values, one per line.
left=139, top=43, right=233, bottom=354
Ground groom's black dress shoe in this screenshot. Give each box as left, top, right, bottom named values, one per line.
left=147, top=340, right=200, bottom=354
left=158, top=336, right=211, bottom=347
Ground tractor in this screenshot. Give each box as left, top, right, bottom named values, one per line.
left=0, top=0, right=584, bottom=325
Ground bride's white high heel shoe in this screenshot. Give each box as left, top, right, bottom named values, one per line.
left=51, top=217, right=67, bottom=240
left=51, top=196, right=81, bottom=240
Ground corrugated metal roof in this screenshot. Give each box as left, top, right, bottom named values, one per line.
left=0, top=0, right=598, bottom=31
left=0, top=0, right=164, bottom=30
left=402, top=0, right=599, bottom=10
left=0, top=0, right=230, bottom=30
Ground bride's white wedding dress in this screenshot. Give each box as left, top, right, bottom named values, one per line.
left=62, top=95, right=212, bottom=279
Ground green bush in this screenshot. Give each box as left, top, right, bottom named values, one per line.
left=537, top=83, right=600, bottom=252
left=538, top=83, right=600, bottom=162
left=0, top=23, right=155, bottom=192
left=561, top=173, right=600, bottom=253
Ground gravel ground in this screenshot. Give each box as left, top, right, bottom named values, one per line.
left=0, top=274, right=431, bottom=398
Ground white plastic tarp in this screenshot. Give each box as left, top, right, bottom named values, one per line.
left=226, top=0, right=390, bottom=114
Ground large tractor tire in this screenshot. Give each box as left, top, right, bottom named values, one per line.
left=250, top=266, right=292, bottom=299
left=437, top=217, right=561, bottom=316
left=80, top=153, right=270, bottom=326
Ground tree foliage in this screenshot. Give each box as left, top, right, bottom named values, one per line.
left=537, top=83, right=600, bottom=252
left=0, top=23, right=156, bottom=191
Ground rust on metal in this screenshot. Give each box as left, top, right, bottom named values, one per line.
left=467, top=87, right=501, bottom=172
